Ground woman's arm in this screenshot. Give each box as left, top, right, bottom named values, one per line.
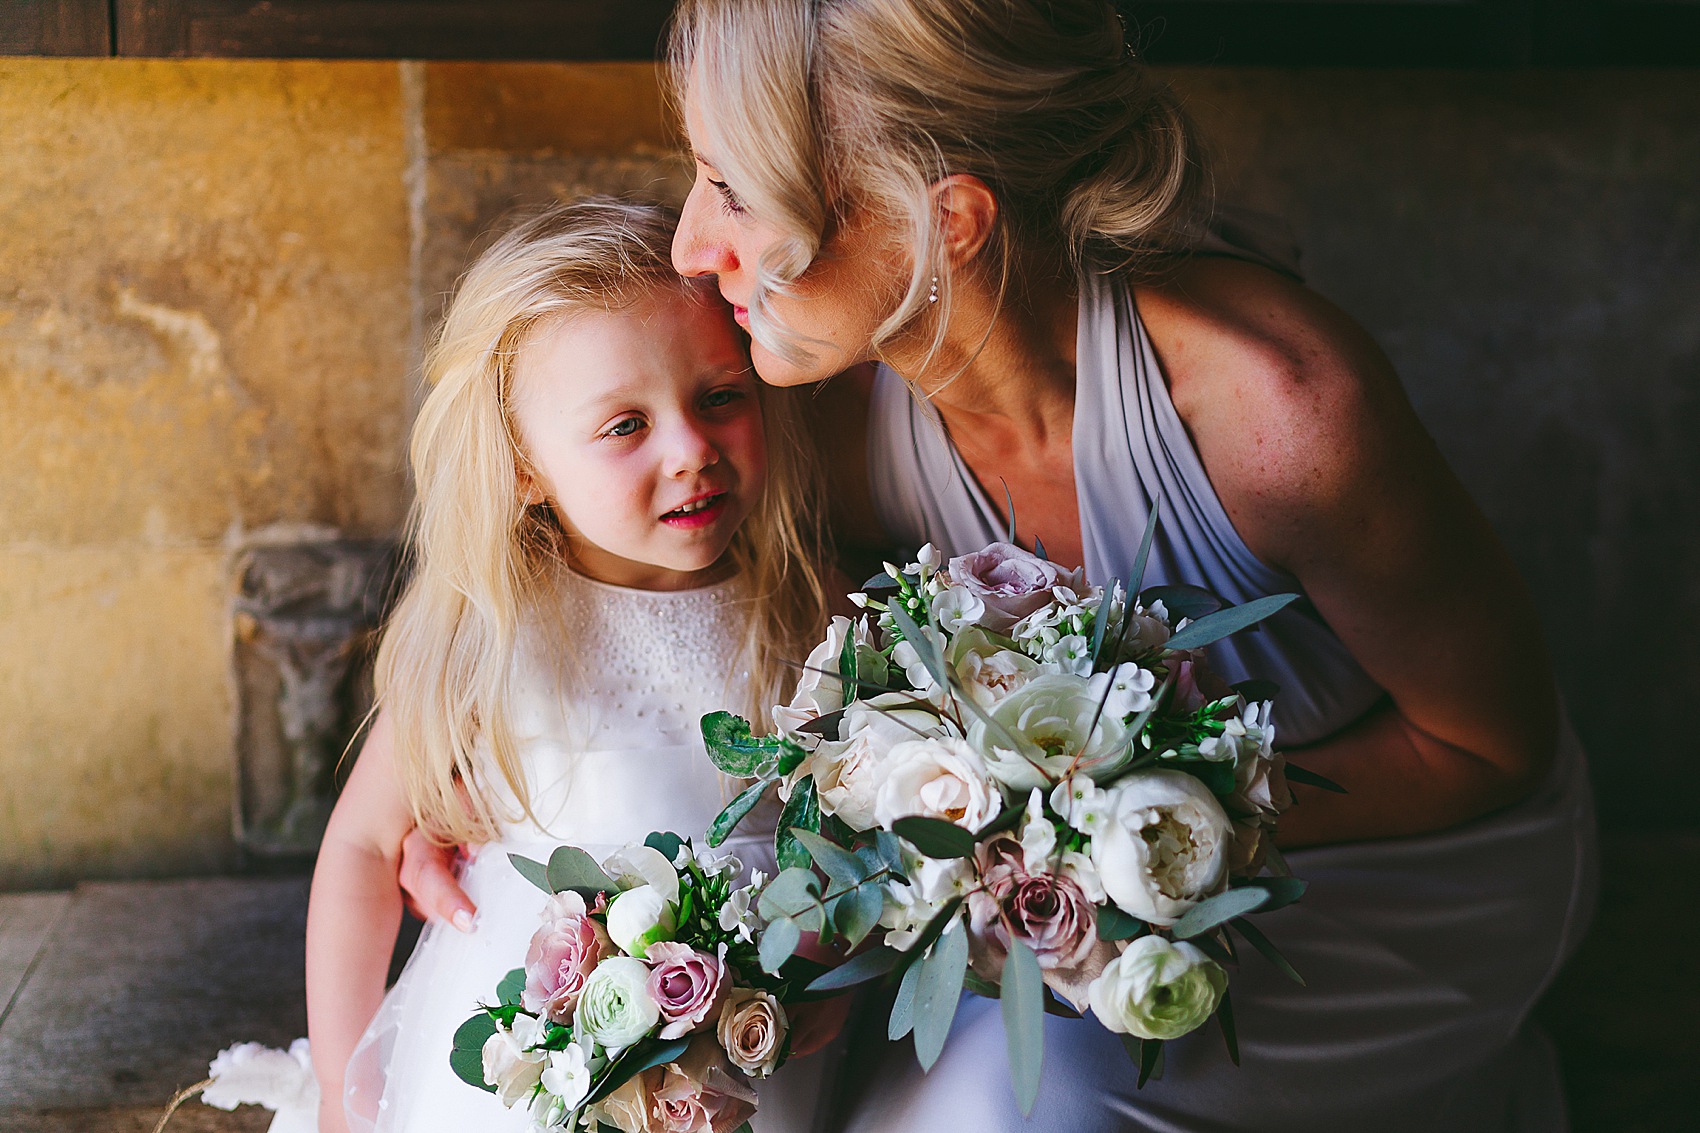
left=306, top=708, right=417, bottom=1133
left=1141, top=259, right=1558, bottom=847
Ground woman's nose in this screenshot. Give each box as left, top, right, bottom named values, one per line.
left=673, top=185, right=738, bottom=278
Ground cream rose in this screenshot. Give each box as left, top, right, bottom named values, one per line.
left=716, top=988, right=789, bottom=1078
left=873, top=736, right=1002, bottom=831
left=813, top=694, right=948, bottom=828
left=480, top=1016, right=546, bottom=1107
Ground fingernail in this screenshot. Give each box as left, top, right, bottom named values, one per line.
left=452, top=909, right=475, bottom=933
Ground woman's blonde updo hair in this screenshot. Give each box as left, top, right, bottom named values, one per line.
left=668, top=0, right=1208, bottom=367
left=378, top=197, right=831, bottom=844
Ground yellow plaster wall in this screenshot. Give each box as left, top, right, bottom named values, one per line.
left=0, top=60, right=413, bottom=886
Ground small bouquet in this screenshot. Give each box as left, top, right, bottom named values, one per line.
left=450, top=832, right=819, bottom=1133
left=703, top=527, right=1340, bottom=1112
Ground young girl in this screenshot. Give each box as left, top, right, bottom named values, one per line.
left=304, top=198, right=833, bottom=1133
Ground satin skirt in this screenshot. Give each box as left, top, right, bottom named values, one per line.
left=838, top=721, right=1598, bottom=1133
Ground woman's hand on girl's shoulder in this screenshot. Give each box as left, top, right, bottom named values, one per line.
left=1140, top=259, right=1558, bottom=837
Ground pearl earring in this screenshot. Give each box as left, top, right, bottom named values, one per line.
left=928, top=275, right=939, bottom=304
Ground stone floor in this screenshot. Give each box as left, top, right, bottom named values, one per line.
left=0, top=837, right=1694, bottom=1132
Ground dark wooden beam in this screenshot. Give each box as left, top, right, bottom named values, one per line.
left=112, top=0, right=675, bottom=60
left=0, top=0, right=112, bottom=56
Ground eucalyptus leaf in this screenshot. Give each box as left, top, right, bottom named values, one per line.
left=507, top=853, right=551, bottom=894
left=547, top=846, right=617, bottom=895
left=806, top=945, right=903, bottom=992
left=1000, top=939, right=1045, bottom=1116
left=963, top=970, right=1001, bottom=997
left=759, top=916, right=802, bottom=975
left=1234, top=875, right=1308, bottom=912
left=836, top=880, right=886, bottom=950
left=892, top=815, right=977, bottom=859
left=862, top=567, right=904, bottom=592
left=1138, top=583, right=1222, bottom=624
left=584, top=1037, right=691, bottom=1106
left=796, top=711, right=844, bottom=739
left=1033, top=535, right=1047, bottom=561
left=839, top=632, right=859, bottom=709
left=1129, top=502, right=1161, bottom=597
left=496, top=967, right=526, bottom=1007
left=452, top=1012, right=498, bottom=1054
left=889, top=956, right=923, bottom=1040
left=872, top=829, right=909, bottom=877
left=1095, top=905, right=1149, bottom=941
left=757, top=867, right=823, bottom=923
left=913, top=920, right=969, bottom=1072
left=1217, top=988, right=1241, bottom=1066
left=1188, top=930, right=1235, bottom=968
left=886, top=601, right=947, bottom=690
left=974, top=805, right=1025, bottom=841
left=448, top=1046, right=495, bottom=1092
left=700, top=711, right=783, bottom=777
left=1163, top=593, right=1300, bottom=653
left=1285, top=762, right=1347, bottom=794
left=644, top=831, right=685, bottom=865
left=792, top=828, right=867, bottom=889
left=708, top=777, right=772, bottom=847
left=1229, top=917, right=1306, bottom=985
left=776, top=776, right=822, bottom=870
left=1137, top=1037, right=1164, bottom=1088
left=907, top=896, right=965, bottom=959
left=1172, top=887, right=1272, bottom=939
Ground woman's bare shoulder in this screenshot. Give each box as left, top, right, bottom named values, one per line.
left=1134, top=257, right=1439, bottom=567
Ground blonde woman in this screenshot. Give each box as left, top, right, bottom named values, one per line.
left=659, top=1, right=1596, bottom=1131
left=304, top=198, right=834, bottom=1133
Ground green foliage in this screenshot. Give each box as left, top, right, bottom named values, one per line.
left=700, top=711, right=784, bottom=777
left=806, top=945, right=903, bottom=992
left=1000, top=939, right=1045, bottom=1115
left=1172, top=887, right=1271, bottom=940
left=1229, top=917, right=1305, bottom=985
left=449, top=1012, right=498, bottom=1093
left=1285, top=762, right=1347, bottom=793
left=547, top=846, right=616, bottom=896
left=912, top=920, right=969, bottom=1072
left=757, top=867, right=824, bottom=925
left=644, top=832, right=685, bottom=864
left=508, top=853, right=551, bottom=894
left=833, top=882, right=886, bottom=950
left=1234, top=875, right=1308, bottom=912
left=892, top=816, right=977, bottom=859
left=1095, top=905, right=1149, bottom=942
left=496, top=967, right=526, bottom=1007
left=759, top=916, right=802, bottom=975
left=584, top=1037, right=690, bottom=1107
left=775, top=776, right=821, bottom=871
left=1217, top=989, right=1240, bottom=1066
left=889, top=958, right=923, bottom=1040
left=709, top=778, right=772, bottom=847
left=792, top=828, right=866, bottom=889
left=1163, top=593, right=1299, bottom=652
left=1139, top=583, right=1222, bottom=624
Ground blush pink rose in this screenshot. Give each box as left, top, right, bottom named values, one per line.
left=946, top=543, right=1084, bottom=632
left=644, top=942, right=728, bottom=1040
left=522, top=891, right=613, bottom=1024
left=968, top=837, right=1116, bottom=1010
left=647, top=1039, right=758, bottom=1133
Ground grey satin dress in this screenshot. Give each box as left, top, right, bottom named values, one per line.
left=842, top=269, right=1598, bottom=1132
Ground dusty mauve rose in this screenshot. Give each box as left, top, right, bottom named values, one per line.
left=644, top=942, right=728, bottom=1039
left=946, top=543, right=1084, bottom=632
left=716, top=988, right=789, bottom=1077
left=967, top=837, right=1117, bottom=1010
left=648, top=1038, right=758, bottom=1133
left=522, top=891, right=613, bottom=1024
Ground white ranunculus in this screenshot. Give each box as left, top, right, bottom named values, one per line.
left=1091, top=770, right=1232, bottom=927
left=1088, top=663, right=1158, bottom=723
left=604, top=884, right=677, bottom=959
left=947, top=628, right=1042, bottom=708
left=481, top=1020, right=547, bottom=1106
left=969, top=673, right=1133, bottom=790
left=575, top=956, right=661, bottom=1052
left=1087, top=935, right=1227, bottom=1040
left=814, top=694, right=948, bottom=828
left=874, top=737, right=1002, bottom=831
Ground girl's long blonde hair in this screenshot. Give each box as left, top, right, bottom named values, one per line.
left=378, top=198, right=831, bottom=844
left=668, top=0, right=1208, bottom=371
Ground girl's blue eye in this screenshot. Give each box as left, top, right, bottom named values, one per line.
left=702, top=388, right=742, bottom=409
left=607, top=417, right=643, bottom=438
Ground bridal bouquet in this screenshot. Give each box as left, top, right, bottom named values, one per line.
left=703, top=528, right=1338, bottom=1111
left=450, top=833, right=816, bottom=1133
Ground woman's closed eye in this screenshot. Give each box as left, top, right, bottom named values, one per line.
left=708, top=177, right=747, bottom=217
left=701, top=386, right=747, bottom=411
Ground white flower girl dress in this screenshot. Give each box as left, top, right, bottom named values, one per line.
left=331, top=569, right=822, bottom=1133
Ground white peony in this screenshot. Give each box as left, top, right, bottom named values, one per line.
left=814, top=694, right=949, bottom=828
left=1091, top=770, right=1232, bottom=927
left=1087, top=935, right=1227, bottom=1040
left=969, top=673, right=1134, bottom=790
left=874, top=737, right=1002, bottom=832
left=948, top=628, right=1043, bottom=708
left=604, top=885, right=677, bottom=959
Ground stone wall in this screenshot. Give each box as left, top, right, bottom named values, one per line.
left=1, top=59, right=1695, bottom=885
